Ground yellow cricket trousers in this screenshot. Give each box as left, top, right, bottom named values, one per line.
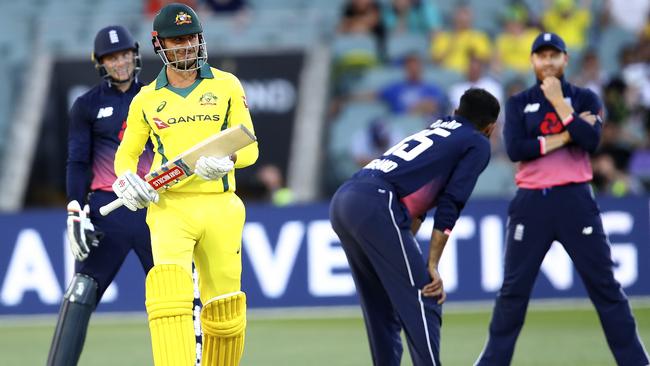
left=146, top=190, right=245, bottom=302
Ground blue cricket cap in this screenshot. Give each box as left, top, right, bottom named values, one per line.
left=93, top=25, right=138, bottom=60
left=531, top=32, right=567, bottom=54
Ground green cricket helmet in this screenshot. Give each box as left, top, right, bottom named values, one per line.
left=151, top=3, right=207, bottom=71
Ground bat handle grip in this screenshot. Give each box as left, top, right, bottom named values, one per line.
left=99, top=198, right=124, bottom=216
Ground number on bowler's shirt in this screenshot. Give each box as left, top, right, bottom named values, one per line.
left=384, top=126, right=451, bottom=161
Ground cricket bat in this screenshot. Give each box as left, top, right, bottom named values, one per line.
left=100, top=124, right=256, bottom=216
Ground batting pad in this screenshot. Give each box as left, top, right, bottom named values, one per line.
left=200, top=291, right=247, bottom=366
left=145, top=264, right=196, bottom=366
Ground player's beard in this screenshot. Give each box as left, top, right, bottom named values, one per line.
left=169, top=46, right=198, bottom=71
left=535, top=66, right=564, bottom=80
left=176, top=58, right=197, bottom=70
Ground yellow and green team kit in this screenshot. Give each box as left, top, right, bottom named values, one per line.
left=114, top=63, right=257, bottom=366
left=115, top=63, right=258, bottom=191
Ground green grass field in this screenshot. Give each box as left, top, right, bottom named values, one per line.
left=2, top=300, right=649, bottom=365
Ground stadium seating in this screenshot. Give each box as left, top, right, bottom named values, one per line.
left=390, top=115, right=430, bottom=136
left=328, top=101, right=388, bottom=181
left=597, top=25, right=638, bottom=75
left=468, top=0, right=507, bottom=37
left=423, top=67, right=464, bottom=88
left=0, top=0, right=645, bottom=199
left=332, top=34, right=380, bottom=67
left=385, top=33, right=430, bottom=63
left=0, top=61, right=10, bottom=151
left=352, top=66, right=403, bottom=94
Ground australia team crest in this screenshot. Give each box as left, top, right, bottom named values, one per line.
left=175, top=12, right=192, bottom=25
left=200, top=92, right=217, bottom=106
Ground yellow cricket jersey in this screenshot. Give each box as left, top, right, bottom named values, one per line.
left=496, top=28, right=540, bottom=74
left=115, top=63, right=258, bottom=193
left=430, top=30, right=491, bottom=73
left=542, top=8, right=591, bottom=50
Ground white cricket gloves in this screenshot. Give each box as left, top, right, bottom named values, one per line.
left=109, top=159, right=232, bottom=214
left=112, top=171, right=159, bottom=211
left=66, top=200, right=103, bottom=261
left=195, top=156, right=234, bottom=181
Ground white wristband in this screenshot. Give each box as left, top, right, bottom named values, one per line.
left=538, top=136, right=547, bottom=155
left=561, top=113, right=574, bottom=126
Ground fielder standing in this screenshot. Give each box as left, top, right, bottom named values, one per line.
left=474, top=33, right=650, bottom=366
left=111, top=3, right=258, bottom=365
left=330, top=88, right=500, bottom=366
left=48, top=25, right=154, bottom=366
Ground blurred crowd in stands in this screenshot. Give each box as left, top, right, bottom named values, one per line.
left=146, top=0, right=249, bottom=17
left=11, top=0, right=649, bottom=206
left=326, top=0, right=650, bottom=199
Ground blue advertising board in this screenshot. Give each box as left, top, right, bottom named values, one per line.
left=0, top=198, right=648, bottom=315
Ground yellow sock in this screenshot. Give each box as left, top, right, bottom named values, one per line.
left=146, top=264, right=196, bottom=366
left=201, top=291, right=247, bottom=366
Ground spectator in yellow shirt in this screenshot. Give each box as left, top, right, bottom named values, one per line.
left=541, top=0, right=592, bottom=50
left=494, top=5, right=540, bottom=74
left=430, top=5, right=491, bottom=73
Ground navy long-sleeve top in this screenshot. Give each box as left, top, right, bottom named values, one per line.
left=66, top=81, right=153, bottom=204
left=354, top=115, right=491, bottom=234
left=504, top=76, right=602, bottom=189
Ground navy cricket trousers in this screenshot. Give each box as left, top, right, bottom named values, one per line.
left=476, top=183, right=649, bottom=366
left=330, top=177, right=442, bottom=366
left=76, top=190, right=153, bottom=303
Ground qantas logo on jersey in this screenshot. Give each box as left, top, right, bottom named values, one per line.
left=153, top=117, right=170, bottom=129
left=165, top=114, right=221, bottom=124
left=96, top=107, right=114, bottom=119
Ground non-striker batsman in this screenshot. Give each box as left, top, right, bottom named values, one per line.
left=111, top=3, right=258, bottom=365
left=48, top=25, right=154, bottom=366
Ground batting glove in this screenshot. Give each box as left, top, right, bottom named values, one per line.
left=67, top=200, right=104, bottom=261
left=112, top=171, right=159, bottom=211
left=195, top=156, right=234, bottom=181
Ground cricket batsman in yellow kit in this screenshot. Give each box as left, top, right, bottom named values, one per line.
left=111, top=3, right=258, bottom=365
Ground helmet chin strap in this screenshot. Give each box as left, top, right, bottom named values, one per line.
left=107, top=76, right=133, bottom=85
left=100, top=66, right=136, bottom=88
